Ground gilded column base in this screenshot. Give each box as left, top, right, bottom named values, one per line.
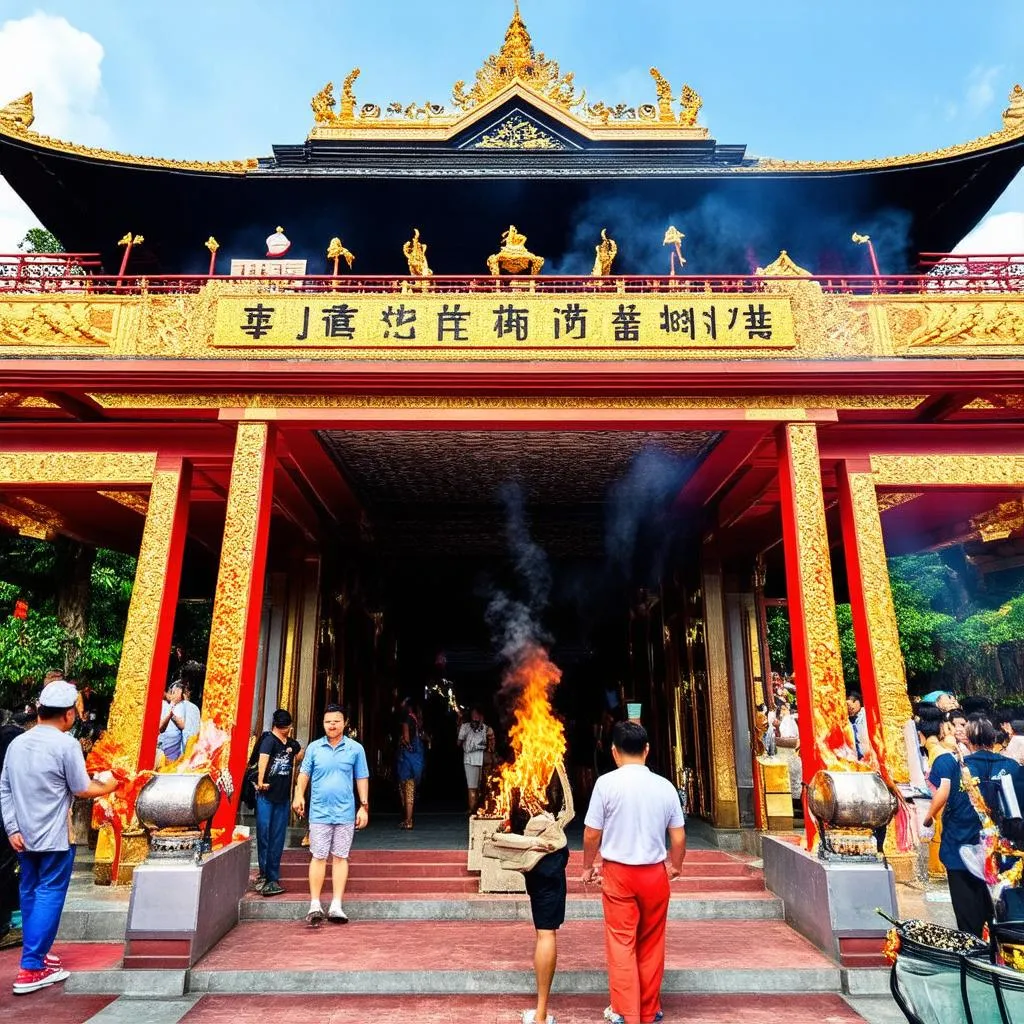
left=887, top=850, right=918, bottom=884
left=712, top=797, right=740, bottom=830
left=92, top=826, right=149, bottom=886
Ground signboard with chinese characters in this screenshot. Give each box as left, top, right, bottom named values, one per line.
left=228, top=259, right=308, bottom=277
left=211, top=294, right=795, bottom=355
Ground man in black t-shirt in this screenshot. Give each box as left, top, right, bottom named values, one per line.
left=254, top=709, right=303, bottom=896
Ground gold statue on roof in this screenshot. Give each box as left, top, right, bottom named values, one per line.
left=487, top=224, right=545, bottom=276
left=650, top=69, right=675, bottom=123
left=0, top=92, right=34, bottom=130
left=327, top=237, right=355, bottom=273
left=591, top=229, right=618, bottom=277
left=1004, top=84, right=1024, bottom=131
left=452, top=1, right=580, bottom=112
left=680, top=85, right=703, bottom=127
left=403, top=228, right=433, bottom=277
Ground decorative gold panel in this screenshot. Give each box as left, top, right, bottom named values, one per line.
left=871, top=455, right=1024, bottom=488
left=0, top=452, right=155, bottom=485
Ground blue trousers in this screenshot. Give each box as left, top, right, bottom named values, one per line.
left=255, top=796, right=289, bottom=883
left=18, top=847, right=75, bottom=970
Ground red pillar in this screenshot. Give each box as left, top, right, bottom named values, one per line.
left=204, top=421, right=275, bottom=831
left=776, top=423, right=857, bottom=847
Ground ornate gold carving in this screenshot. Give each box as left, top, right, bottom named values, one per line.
left=85, top=392, right=928, bottom=411
left=679, top=84, right=702, bottom=127
left=876, top=491, right=922, bottom=513
left=700, top=556, right=740, bottom=828
left=326, top=237, right=356, bottom=271
left=757, top=250, right=813, bottom=278
left=105, top=464, right=187, bottom=777
left=98, top=491, right=150, bottom=515
left=0, top=92, right=34, bottom=130
left=0, top=301, right=116, bottom=348
left=650, top=69, right=676, bottom=123
left=591, top=229, right=618, bottom=277
left=0, top=501, right=55, bottom=540
left=1004, top=84, right=1024, bottom=131
left=452, top=3, right=579, bottom=113
left=486, top=225, right=545, bottom=276
left=0, top=93, right=257, bottom=172
left=844, top=471, right=913, bottom=784
left=780, top=423, right=858, bottom=773
left=203, top=421, right=272, bottom=742
left=477, top=117, right=563, bottom=149
left=307, top=8, right=708, bottom=141
left=888, top=299, right=1024, bottom=352
left=0, top=452, right=155, bottom=485
left=871, top=455, right=1024, bottom=488
left=403, top=229, right=433, bottom=277
left=971, top=499, right=1024, bottom=542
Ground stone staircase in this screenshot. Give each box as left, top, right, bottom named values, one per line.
left=35, top=842, right=896, bottom=1022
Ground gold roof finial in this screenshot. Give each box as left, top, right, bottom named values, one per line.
left=1004, top=84, right=1024, bottom=131
left=204, top=236, right=219, bottom=253
left=0, top=92, right=34, bottom=130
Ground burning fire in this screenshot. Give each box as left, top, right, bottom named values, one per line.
left=489, top=642, right=566, bottom=819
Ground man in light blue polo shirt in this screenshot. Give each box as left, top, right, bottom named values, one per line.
left=1, top=680, right=119, bottom=996
left=293, top=704, right=369, bottom=926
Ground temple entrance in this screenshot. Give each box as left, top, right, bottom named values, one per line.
left=277, top=428, right=724, bottom=821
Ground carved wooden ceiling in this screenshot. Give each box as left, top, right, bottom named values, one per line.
left=317, top=430, right=718, bottom=555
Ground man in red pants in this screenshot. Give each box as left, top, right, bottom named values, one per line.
left=581, top=721, right=685, bottom=1024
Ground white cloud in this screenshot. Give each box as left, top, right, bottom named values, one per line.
left=954, top=212, right=1024, bottom=254
left=0, top=13, right=107, bottom=251
left=965, top=65, right=1002, bottom=116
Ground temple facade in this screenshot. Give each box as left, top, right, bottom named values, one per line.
left=1, top=7, right=1024, bottom=883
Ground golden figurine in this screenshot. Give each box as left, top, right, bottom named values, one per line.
left=1004, top=84, right=1024, bottom=131
left=340, top=69, right=360, bottom=121
left=679, top=84, right=703, bottom=127
left=311, top=83, right=337, bottom=124
left=486, top=225, right=545, bottom=276
left=663, top=225, right=685, bottom=273
left=650, top=68, right=675, bottom=123
left=591, top=228, right=618, bottom=277
left=327, top=237, right=355, bottom=274
left=403, top=228, right=433, bottom=277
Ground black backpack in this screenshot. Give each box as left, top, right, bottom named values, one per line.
left=241, top=731, right=271, bottom=810
left=975, top=761, right=1024, bottom=846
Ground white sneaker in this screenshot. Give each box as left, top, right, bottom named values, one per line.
left=521, top=1012, right=556, bottom=1024
left=603, top=1009, right=625, bottom=1024
left=327, top=905, right=348, bottom=923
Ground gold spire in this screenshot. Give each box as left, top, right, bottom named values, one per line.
left=0, top=92, right=34, bottom=130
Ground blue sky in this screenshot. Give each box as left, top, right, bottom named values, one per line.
left=1, top=0, right=1022, bottom=250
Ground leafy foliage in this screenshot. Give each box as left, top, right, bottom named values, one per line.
left=18, top=228, right=64, bottom=253
left=766, top=606, right=791, bottom=675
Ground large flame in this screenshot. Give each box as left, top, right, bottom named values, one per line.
left=491, top=643, right=566, bottom=818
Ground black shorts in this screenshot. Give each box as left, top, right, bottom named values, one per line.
left=524, top=846, right=569, bottom=930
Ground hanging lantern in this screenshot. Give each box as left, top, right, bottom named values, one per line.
left=13, top=598, right=28, bottom=620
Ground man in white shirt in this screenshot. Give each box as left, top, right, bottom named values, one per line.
left=581, top=721, right=685, bottom=1024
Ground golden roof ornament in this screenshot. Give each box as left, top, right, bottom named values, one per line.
left=487, top=224, right=544, bottom=276
left=1004, top=84, right=1024, bottom=131
left=591, top=229, right=618, bottom=277
left=327, top=236, right=355, bottom=272
left=756, top=250, right=813, bottom=277
left=679, top=84, right=702, bottom=127
left=0, top=92, right=34, bottom=130
left=403, top=228, right=433, bottom=277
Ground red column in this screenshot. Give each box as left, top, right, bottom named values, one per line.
left=777, top=423, right=856, bottom=847
left=204, top=421, right=275, bottom=831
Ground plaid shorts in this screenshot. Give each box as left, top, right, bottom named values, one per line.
left=308, top=822, right=356, bottom=860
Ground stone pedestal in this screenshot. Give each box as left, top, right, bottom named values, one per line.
left=123, top=839, right=250, bottom=969
left=762, top=835, right=897, bottom=968
left=468, top=816, right=502, bottom=872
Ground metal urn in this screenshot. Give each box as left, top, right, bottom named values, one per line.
left=135, top=772, right=221, bottom=860
left=806, top=770, right=897, bottom=861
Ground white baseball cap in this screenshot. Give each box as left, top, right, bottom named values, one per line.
left=39, top=680, right=79, bottom=709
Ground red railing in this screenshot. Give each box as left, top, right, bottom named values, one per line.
left=1, top=253, right=1022, bottom=297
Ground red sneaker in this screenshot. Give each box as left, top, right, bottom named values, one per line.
left=44, top=954, right=62, bottom=970
left=12, top=965, right=70, bottom=995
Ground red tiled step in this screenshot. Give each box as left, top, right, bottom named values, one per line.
left=0, top=944, right=121, bottom=1023
left=179, top=993, right=870, bottom=1024
left=284, top=848, right=755, bottom=865
left=194, top=918, right=835, bottom=974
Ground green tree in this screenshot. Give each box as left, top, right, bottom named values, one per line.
left=766, top=606, right=791, bottom=674
left=18, top=228, right=64, bottom=253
